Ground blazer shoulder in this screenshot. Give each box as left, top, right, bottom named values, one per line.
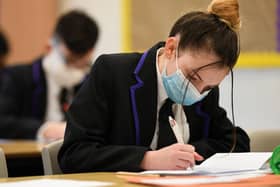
left=1, top=60, right=43, bottom=88
left=3, top=63, right=33, bottom=77
left=94, top=53, right=142, bottom=69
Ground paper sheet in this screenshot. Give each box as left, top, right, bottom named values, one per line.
left=195, top=152, right=272, bottom=174
left=0, top=179, right=112, bottom=187
left=141, top=152, right=272, bottom=176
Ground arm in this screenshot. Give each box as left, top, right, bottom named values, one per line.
left=58, top=55, right=150, bottom=173
left=189, top=87, right=250, bottom=159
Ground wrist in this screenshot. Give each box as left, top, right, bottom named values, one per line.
left=140, top=150, right=156, bottom=170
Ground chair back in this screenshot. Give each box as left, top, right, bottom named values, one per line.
left=41, top=139, right=63, bottom=175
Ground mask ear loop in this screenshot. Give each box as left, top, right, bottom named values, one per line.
left=229, top=68, right=237, bottom=153
left=175, top=47, right=179, bottom=70
left=175, top=48, right=191, bottom=105
left=181, top=78, right=191, bottom=105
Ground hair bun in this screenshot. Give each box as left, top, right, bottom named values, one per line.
left=207, top=0, right=241, bottom=32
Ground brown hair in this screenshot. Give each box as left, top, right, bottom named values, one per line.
left=169, top=0, right=240, bottom=68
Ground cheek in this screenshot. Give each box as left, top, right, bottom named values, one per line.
left=212, top=73, right=227, bottom=85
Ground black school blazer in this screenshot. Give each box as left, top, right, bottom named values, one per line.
left=58, top=42, right=250, bottom=173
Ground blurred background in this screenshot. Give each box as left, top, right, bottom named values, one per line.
left=0, top=0, right=279, bottom=132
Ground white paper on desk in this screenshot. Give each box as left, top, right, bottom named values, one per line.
left=195, top=152, right=272, bottom=174
left=0, top=179, right=112, bottom=187
left=141, top=152, right=272, bottom=176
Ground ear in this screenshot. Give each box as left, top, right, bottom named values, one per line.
left=164, top=37, right=178, bottom=59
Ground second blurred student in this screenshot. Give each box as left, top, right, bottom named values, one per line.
left=0, top=10, right=99, bottom=142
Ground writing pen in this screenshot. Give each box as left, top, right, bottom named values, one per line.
left=168, top=116, right=194, bottom=170
left=168, top=116, right=184, bottom=144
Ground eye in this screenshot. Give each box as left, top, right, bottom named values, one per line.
left=189, top=75, right=198, bottom=81
left=189, top=71, right=202, bottom=82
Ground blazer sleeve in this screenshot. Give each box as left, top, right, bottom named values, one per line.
left=189, top=87, right=250, bottom=159
left=58, top=55, right=150, bottom=173
left=0, top=70, right=42, bottom=139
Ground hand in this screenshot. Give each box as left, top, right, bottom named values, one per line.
left=40, top=121, right=66, bottom=142
left=140, top=143, right=204, bottom=170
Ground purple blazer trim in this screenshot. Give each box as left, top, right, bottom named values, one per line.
left=195, top=102, right=210, bottom=138
left=32, top=61, right=43, bottom=118
left=129, top=51, right=148, bottom=145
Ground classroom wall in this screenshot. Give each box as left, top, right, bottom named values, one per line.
left=131, top=0, right=277, bottom=52
left=219, top=69, right=280, bottom=132
left=0, top=0, right=57, bottom=65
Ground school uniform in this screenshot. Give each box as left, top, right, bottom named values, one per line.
left=0, top=58, right=81, bottom=139
left=58, top=42, right=250, bottom=173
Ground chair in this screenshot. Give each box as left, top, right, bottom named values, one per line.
left=0, top=147, right=8, bottom=178
left=249, top=129, right=280, bottom=152
left=41, top=139, right=63, bottom=175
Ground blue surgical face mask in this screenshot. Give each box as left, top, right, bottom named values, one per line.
left=161, top=49, right=209, bottom=106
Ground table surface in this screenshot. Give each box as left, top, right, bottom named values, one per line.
left=0, top=172, right=279, bottom=187
left=0, top=140, right=43, bottom=158
left=0, top=172, right=145, bottom=187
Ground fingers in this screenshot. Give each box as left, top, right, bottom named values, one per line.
left=174, top=144, right=204, bottom=165
left=149, top=143, right=203, bottom=170
left=176, top=143, right=195, bottom=153
left=194, top=152, right=204, bottom=161
left=176, top=151, right=195, bottom=166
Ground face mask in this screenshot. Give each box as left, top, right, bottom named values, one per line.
left=161, top=49, right=209, bottom=106
left=43, top=47, right=87, bottom=88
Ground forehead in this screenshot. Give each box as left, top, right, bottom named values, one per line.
left=178, top=48, right=221, bottom=69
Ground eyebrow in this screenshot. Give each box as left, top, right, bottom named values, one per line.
left=194, top=61, right=222, bottom=72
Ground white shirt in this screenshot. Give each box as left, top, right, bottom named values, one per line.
left=44, top=67, right=64, bottom=122
left=36, top=57, right=66, bottom=142
left=149, top=48, right=190, bottom=150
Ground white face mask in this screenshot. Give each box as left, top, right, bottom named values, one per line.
left=43, top=48, right=87, bottom=88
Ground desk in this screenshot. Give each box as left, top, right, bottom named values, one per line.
left=0, top=172, right=143, bottom=187
left=0, top=172, right=279, bottom=187
left=0, top=140, right=44, bottom=177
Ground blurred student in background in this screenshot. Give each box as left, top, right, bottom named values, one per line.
left=0, top=10, right=99, bottom=143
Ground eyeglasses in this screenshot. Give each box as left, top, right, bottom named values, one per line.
left=182, top=62, right=222, bottom=92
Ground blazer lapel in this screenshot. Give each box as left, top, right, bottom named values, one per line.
left=184, top=101, right=210, bottom=142
left=129, top=43, right=164, bottom=146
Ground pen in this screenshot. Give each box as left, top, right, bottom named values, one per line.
left=168, top=116, right=184, bottom=144
left=168, top=116, right=194, bottom=170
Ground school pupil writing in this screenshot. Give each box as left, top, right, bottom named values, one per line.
left=58, top=0, right=250, bottom=172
